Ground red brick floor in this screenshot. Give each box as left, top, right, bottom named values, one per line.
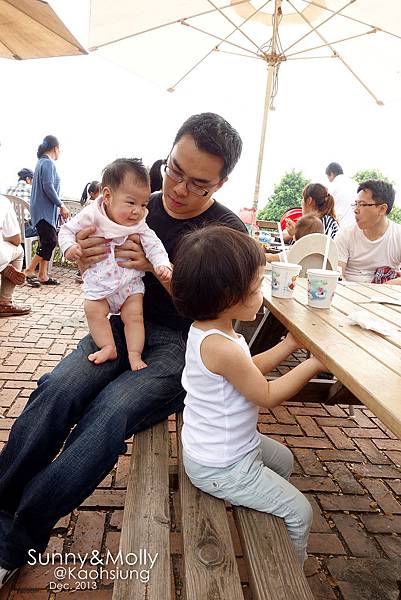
left=0, top=267, right=400, bottom=599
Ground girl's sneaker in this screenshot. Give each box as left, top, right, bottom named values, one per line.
left=0, top=566, right=19, bottom=589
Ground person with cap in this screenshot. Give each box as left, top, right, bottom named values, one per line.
left=6, top=168, right=37, bottom=238
left=24, top=135, right=69, bottom=287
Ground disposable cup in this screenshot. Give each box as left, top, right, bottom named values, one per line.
left=307, top=269, right=341, bottom=308
left=271, top=262, right=302, bottom=298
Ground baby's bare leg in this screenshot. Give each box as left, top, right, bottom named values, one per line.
left=84, top=298, right=117, bottom=364
left=120, top=294, right=147, bottom=371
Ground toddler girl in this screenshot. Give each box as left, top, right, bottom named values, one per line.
left=59, top=158, right=171, bottom=371
left=171, top=224, right=325, bottom=565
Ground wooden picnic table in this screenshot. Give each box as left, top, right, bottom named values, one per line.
left=261, top=275, right=401, bottom=439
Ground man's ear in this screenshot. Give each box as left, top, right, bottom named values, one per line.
left=216, top=176, right=228, bottom=191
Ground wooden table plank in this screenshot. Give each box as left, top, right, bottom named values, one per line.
left=112, top=423, right=171, bottom=600
left=262, top=278, right=401, bottom=438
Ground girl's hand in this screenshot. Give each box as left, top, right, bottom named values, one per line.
left=283, top=332, right=305, bottom=353
left=115, top=234, right=152, bottom=271
left=285, top=218, right=296, bottom=238
left=154, top=265, right=172, bottom=282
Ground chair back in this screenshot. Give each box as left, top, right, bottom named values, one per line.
left=286, top=233, right=338, bottom=277
left=4, top=194, right=28, bottom=239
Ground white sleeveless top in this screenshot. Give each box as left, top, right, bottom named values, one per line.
left=181, top=325, right=260, bottom=468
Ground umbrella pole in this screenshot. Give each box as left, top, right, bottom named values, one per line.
left=252, top=65, right=275, bottom=211
left=252, top=0, right=282, bottom=213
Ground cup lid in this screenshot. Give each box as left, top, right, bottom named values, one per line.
left=271, top=261, right=301, bottom=269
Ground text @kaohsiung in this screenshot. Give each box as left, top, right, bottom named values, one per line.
left=28, top=548, right=158, bottom=589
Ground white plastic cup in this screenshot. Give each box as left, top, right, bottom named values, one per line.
left=271, top=262, right=302, bottom=298
left=307, top=269, right=341, bottom=308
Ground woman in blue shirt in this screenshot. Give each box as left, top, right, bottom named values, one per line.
left=25, top=135, right=69, bottom=286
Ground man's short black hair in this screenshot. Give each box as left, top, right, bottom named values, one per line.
left=172, top=225, right=265, bottom=321
left=101, top=158, right=150, bottom=190
left=173, top=113, right=242, bottom=179
left=325, top=162, right=343, bottom=176
left=357, top=179, right=395, bottom=214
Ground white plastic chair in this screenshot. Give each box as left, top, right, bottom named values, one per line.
left=286, top=233, right=338, bottom=277
left=5, top=194, right=53, bottom=272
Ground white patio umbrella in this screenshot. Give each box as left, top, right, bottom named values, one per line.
left=0, top=0, right=86, bottom=59
left=89, top=0, right=401, bottom=208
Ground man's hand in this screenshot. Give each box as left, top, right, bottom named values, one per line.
left=384, top=277, right=401, bottom=285
left=154, top=265, right=172, bottom=282
left=64, top=243, right=82, bottom=262
left=76, top=226, right=109, bottom=270
left=114, top=234, right=152, bottom=271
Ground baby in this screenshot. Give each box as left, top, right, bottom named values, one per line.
left=265, top=214, right=324, bottom=263
left=59, top=158, right=171, bottom=371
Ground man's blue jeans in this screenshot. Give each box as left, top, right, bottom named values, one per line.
left=0, top=317, right=186, bottom=569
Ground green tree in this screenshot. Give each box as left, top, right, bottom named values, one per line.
left=352, top=168, right=391, bottom=183
left=389, top=205, right=401, bottom=224
left=257, top=170, right=310, bottom=221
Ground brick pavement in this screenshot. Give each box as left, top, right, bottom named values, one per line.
left=0, top=267, right=400, bottom=600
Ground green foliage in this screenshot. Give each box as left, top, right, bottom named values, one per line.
left=389, top=205, right=401, bottom=224
left=257, top=170, right=310, bottom=221
left=352, top=168, right=392, bottom=184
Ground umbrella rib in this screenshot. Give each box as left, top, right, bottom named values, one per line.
left=166, top=1, right=275, bottom=91
left=287, top=0, right=384, bottom=105
left=183, top=23, right=260, bottom=57
left=283, top=0, right=357, bottom=54
left=89, top=0, right=251, bottom=50
left=206, top=0, right=264, bottom=54
left=298, top=0, right=401, bottom=41
left=3, top=0, right=85, bottom=53
left=217, top=49, right=262, bottom=60
left=286, top=30, right=377, bottom=59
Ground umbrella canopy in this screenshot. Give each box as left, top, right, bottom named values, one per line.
left=0, top=0, right=87, bottom=59
left=89, top=0, right=401, bottom=207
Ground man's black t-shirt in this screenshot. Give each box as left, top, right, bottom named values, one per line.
left=143, top=192, right=247, bottom=333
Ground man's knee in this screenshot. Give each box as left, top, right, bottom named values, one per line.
left=296, top=494, right=313, bottom=531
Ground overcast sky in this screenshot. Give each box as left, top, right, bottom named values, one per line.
left=1, top=0, right=401, bottom=211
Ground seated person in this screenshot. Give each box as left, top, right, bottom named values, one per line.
left=336, top=180, right=401, bottom=284
left=265, top=214, right=324, bottom=262
left=0, top=195, right=30, bottom=316
left=6, top=169, right=37, bottom=238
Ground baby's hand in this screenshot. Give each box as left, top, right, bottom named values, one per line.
left=155, top=265, right=172, bottom=281
left=65, top=243, right=82, bottom=262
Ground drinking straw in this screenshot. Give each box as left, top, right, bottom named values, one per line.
left=322, top=233, right=331, bottom=270
left=277, top=222, right=288, bottom=263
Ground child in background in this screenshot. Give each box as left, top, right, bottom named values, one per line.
left=80, top=181, right=100, bottom=206
left=59, top=158, right=171, bottom=371
left=171, top=225, right=325, bottom=565
left=264, top=213, right=324, bottom=263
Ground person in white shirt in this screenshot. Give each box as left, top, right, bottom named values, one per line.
left=171, top=224, right=325, bottom=566
left=325, top=162, right=357, bottom=229
left=336, top=180, right=401, bottom=285
left=0, top=196, right=30, bottom=316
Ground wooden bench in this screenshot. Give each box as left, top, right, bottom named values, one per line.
left=112, top=415, right=314, bottom=600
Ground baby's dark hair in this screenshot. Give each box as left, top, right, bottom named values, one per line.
left=172, top=225, right=265, bottom=321
left=294, top=213, right=324, bottom=240
left=101, top=158, right=150, bottom=190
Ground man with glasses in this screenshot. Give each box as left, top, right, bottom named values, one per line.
left=0, top=113, right=248, bottom=586
left=336, top=179, right=401, bottom=284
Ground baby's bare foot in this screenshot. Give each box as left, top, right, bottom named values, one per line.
left=88, top=346, right=117, bottom=365
left=128, top=351, right=147, bottom=371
